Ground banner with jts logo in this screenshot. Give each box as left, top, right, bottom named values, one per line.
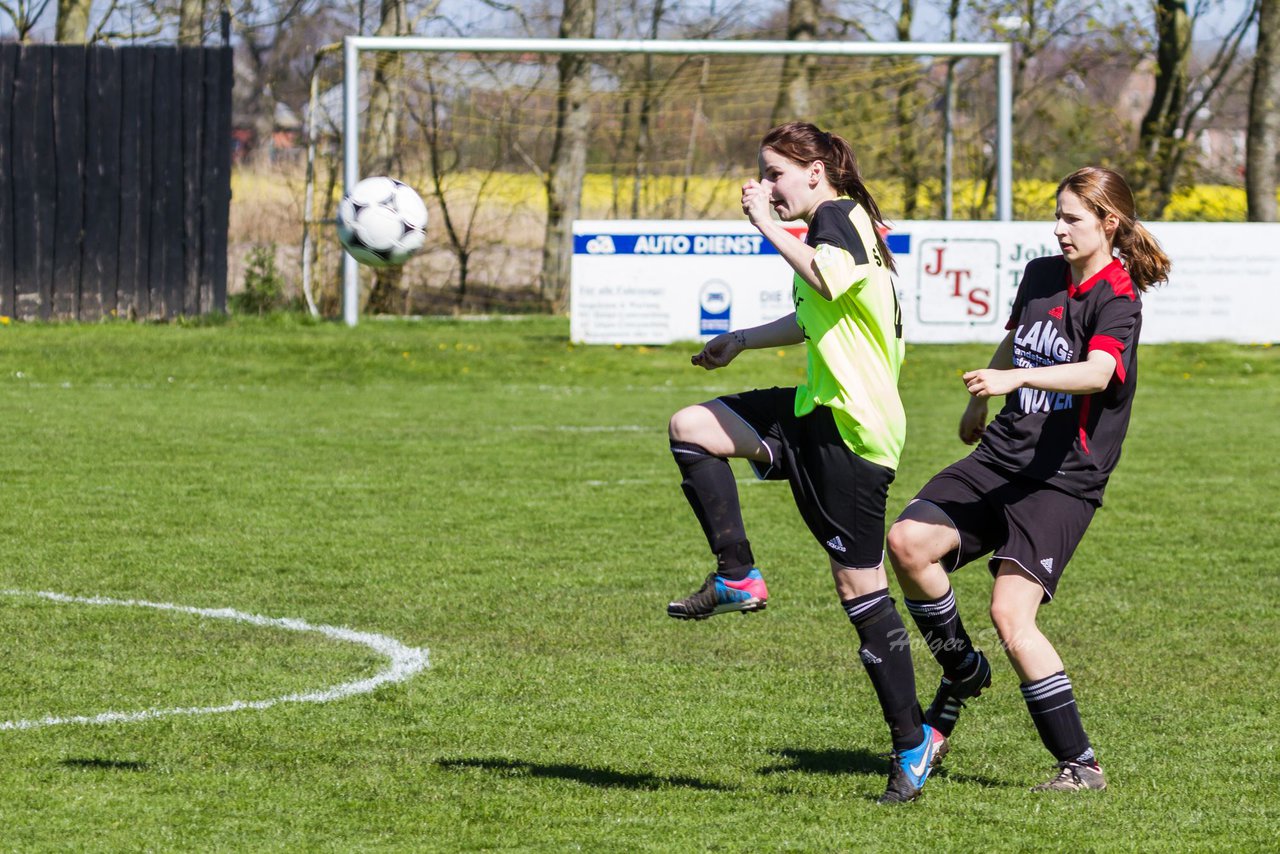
left=571, top=219, right=1280, bottom=344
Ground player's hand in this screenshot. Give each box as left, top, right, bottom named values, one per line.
left=963, top=368, right=1021, bottom=399
left=959, top=397, right=988, bottom=445
left=691, top=332, right=743, bottom=370
left=741, top=179, right=775, bottom=227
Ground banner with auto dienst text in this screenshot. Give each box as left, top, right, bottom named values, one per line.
left=571, top=220, right=1279, bottom=345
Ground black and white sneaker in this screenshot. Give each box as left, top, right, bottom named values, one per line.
left=923, top=649, right=992, bottom=736
left=1031, top=760, right=1107, bottom=792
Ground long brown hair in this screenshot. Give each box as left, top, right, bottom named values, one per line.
left=761, top=121, right=895, bottom=273
left=1057, top=167, right=1171, bottom=292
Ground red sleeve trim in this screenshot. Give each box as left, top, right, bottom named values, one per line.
left=1089, top=334, right=1127, bottom=384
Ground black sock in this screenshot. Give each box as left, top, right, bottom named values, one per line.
left=904, top=587, right=974, bottom=674
left=1021, top=671, right=1093, bottom=763
left=844, top=590, right=923, bottom=752
left=671, top=440, right=753, bottom=577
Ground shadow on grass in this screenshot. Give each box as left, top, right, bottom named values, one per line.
left=60, top=757, right=148, bottom=772
left=759, top=747, right=888, bottom=777
left=760, top=748, right=1005, bottom=788
left=437, top=757, right=731, bottom=791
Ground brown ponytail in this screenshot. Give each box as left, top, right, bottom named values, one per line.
left=1057, top=167, right=1171, bottom=292
left=761, top=122, right=896, bottom=273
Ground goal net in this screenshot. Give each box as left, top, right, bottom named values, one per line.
left=305, top=37, right=1011, bottom=322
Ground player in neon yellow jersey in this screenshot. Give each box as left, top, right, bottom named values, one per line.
left=665, top=121, right=939, bottom=803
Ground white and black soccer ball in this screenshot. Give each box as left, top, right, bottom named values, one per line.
left=336, top=176, right=428, bottom=268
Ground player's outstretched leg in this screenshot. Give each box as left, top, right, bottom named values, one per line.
left=667, top=568, right=768, bottom=620
left=889, top=508, right=993, bottom=739
left=991, top=565, right=1105, bottom=793
left=1021, top=673, right=1107, bottom=793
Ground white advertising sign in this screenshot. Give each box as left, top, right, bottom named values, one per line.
left=570, top=219, right=1280, bottom=345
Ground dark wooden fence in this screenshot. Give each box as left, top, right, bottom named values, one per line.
left=0, top=43, right=232, bottom=321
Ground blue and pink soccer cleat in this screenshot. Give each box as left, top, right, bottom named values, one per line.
left=666, top=569, right=768, bottom=620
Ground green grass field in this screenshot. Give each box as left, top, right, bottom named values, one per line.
left=1, top=316, right=1276, bottom=851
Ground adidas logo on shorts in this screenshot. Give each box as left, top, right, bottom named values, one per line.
left=826, top=536, right=847, bottom=553
left=1040, top=557, right=1054, bottom=574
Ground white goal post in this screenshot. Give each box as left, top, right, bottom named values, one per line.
left=341, top=35, right=1015, bottom=326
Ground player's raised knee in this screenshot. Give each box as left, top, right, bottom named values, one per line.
left=886, top=518, right=931, bottom=573
left=668, top=404, right=710, bottom=443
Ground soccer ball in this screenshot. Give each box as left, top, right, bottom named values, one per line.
left=336, top=176, right=428, bottom=268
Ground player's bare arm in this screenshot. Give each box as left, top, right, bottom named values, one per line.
left=692, top=312, right=804, bottom=370
left=964, top=349, right=1117, bottom=398
left=741, top=179, right=832, bottom=299
left=959, top=329, right=1015, bottom=443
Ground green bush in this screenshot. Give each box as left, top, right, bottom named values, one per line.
left=230, top=243, right=286, bottom=315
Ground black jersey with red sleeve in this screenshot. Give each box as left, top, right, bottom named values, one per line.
left=971, top=255, right=1142, bottom=502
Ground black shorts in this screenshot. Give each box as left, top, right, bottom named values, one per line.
left=911, top=454, right=1097, bottom=601
left=718, top=387, right=895, bottom=568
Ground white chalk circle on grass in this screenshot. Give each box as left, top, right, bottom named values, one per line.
left=0, top=589, right=430, bottom=732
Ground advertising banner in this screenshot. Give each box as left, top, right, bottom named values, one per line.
left=570, top=219, right=1280, bottom=345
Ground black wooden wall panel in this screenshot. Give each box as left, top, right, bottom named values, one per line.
left=0, top=44, right=18, bottom=320
left=208, top=47, right=232, bottom=313
left=0, top=45, right=232, bottom=321
left=117, top=49, right=151, bottom=319
left=181, top=49, right=203, bottom=317
left=83, top=47, right=122, bottom=320
left=150, top=47, right=179, bottom=319
left=52, top=46, right=86, bottom=319
left=12, top=48, right=55, bottom=320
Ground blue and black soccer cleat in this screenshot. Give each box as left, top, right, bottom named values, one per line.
left=878, top=725, right=946, bottom=804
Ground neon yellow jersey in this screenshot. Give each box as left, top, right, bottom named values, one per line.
left=793, top=199, right=906, bottom=469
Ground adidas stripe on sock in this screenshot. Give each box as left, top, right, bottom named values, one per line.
left=1021, top=671, right=1092, bottom=762
left=844, top=590, right=923, bottom=752
left=904, top=588, right=973, bottom=673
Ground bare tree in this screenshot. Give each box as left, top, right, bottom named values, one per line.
left=179, top=0, right=207, bottom=44
left=1136, top=0, right=1258, bottom=216
left=55, top=0, right=90, bottom=41
left=955, top=1, right=1137, bottom=216
left=407, top=59, right=540, bottom=308
left=1136, top=0, right=1192, bottom=211
left=0, top=0, right=53, bottom=40
left=86, top=0, right=165, bottom=42
left=540, top=0, right=597, bottom=311
left=1247, top=0, right=1280, bottom=220
left=892, top=0, right=921, bottom=217
left=771, top=0, right=821, bottom=125
left=364, top=0, right=410, bottom=315
left=942, top=0, right=962, bottom=219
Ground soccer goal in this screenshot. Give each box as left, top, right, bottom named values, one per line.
left=334, top=36, right=1014, bottom=326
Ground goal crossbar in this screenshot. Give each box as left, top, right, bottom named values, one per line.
left=341, top=35, right=1015, bottom=326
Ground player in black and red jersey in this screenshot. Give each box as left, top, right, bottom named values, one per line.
left=886, top=166, right=1171, bottom=793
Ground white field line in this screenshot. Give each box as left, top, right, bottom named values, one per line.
left=0, top=589, right=429, bottom=732
left=508, top=424, right=656, bottom=433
